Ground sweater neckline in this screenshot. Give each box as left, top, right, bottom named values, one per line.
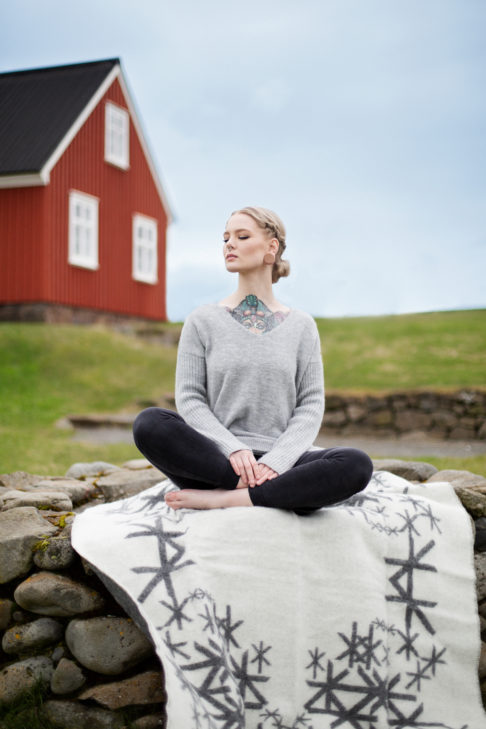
left=211, top=303, right=296, bottom=338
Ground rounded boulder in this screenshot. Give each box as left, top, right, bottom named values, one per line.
left=14, top=572, right=105, bottom=617
left=33, top=536, right=75, bottom=570
left=43, top=699, right=124, bottom=729
left=65, top=617, right=153, bottom=675
left=0, top=656, right=53, bottom=704
left=2, top=617, right=64, bottom=654
left=50, top=657, right=86, bottom=694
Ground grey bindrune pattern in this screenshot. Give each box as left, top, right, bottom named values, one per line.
left=72, top=471, right=485, bottom=729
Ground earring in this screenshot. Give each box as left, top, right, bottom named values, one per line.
left=263, top=252, right=275, bottom=265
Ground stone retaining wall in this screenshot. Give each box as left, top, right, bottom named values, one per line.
left=0, top=303, right=166, bottom=328
left=323, top=388, right=486, bottom=440
left=0, top=461, right=167, bottom=728
left=66, top=389, right=486, bottom=443
left=1, top=459, right=486, bottom=727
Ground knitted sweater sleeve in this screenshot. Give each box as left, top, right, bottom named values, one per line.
left=256, top=328, right=325, bottom=475
left=175, top=313, right=251, bottom=457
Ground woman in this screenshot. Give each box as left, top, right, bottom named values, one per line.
left=133, top=206, right=372, bottom=513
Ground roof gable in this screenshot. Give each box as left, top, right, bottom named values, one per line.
left=0, top=58, right=172, bottom=221
left=0, top=59, right=119, bottom=175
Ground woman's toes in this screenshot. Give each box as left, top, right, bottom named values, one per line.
left=165, top=492, right=180, bottom=508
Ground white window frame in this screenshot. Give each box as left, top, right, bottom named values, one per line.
left=132, top=214, right=158, bottom=284
left=68, top=190, right=99, bottom=270
left=105, top=101, right=130, bottom=169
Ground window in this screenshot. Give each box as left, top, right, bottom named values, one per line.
left=105, top=102, right=129, bottom=169
left=133, top=214, right=158, bottom=284
left=68, top=191, right=99, bottom=269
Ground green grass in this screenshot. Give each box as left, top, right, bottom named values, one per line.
left=0, top=683, right=54, bottom=729
left=0, top=682, right=140, bottom=729
left=316, top=309, right=486, bottom=391
left=0, top=309, right=485, bottom=476
left=369, top=453, right=486, bottom=478
left=0, top=323, right=177, bottom=475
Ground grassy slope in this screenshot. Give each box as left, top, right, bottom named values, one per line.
left=0, top=309, right=485, bottom=476
left=316, top=309, right=486, bottom=391
left=0, top=323, right=177, bottom=474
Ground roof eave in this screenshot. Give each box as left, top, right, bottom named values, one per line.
left=0, top=170, right=49, bottom=189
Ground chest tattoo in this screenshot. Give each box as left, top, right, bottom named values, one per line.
left=225, top=294, right=289, bottom=334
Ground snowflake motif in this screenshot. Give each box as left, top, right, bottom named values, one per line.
left=160, top=594, right=192, bottom=629
left=199, top=602, right=217, bottom=634
left=421, top=645, right=447, bottom=676
left=336, top=622, right=382, bottom=670
left=395, top=629, right=420, bottom=660
left=108, top=485, right=171, bottom=520
left=181, top=636, right=244, bottom=726
left=385, top=531, right=437, bottom=635
left=406, top=645, right=447, bottom=691
left=397, top=509, right=421, bottom=536
left=260, top=707, right=282, bottom=725
left=406, top=658, right=432, bottom=691
left=251, top=641, right=272, bottom=672
left=306, top=647, right=326, bottom=679
left=230, top=649, right=269, bottom=710
left=416, top=501, right=443, bottom=534
left=127, top=516, right=194, bottom=606
left=217, top=605, right=244, bottom=648
left=108, top=470, right=471, bottom=729
left=304, top=660, right=417, bottom=725
left=371, top=618, right=397, bottom=635
left=162, top=629, right=190, bottom=660
left=130, top=487, right=170, bottom=515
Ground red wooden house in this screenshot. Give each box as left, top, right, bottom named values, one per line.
left=0, top=58, right=171, bottom=323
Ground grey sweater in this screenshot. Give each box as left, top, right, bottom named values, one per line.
left=175, top=303, right=325, bottom=475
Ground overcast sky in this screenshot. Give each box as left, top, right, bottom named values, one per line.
left=2, top=0, right=485, bottom=320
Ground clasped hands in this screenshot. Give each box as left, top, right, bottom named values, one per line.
left=229, top=449, right=278, bottom=489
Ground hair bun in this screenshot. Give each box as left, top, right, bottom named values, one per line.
left=272, top=258, right=290, bottom=283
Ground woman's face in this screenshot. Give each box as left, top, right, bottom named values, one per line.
left=223, top=213, right=276, bottom=274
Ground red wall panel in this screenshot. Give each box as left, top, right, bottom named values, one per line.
left=0, top=186, right=47, bottom=302
left=1, top=76, right=168, bottom=320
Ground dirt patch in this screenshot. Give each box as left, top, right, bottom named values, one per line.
left=315, top=433, right=486, bottom=458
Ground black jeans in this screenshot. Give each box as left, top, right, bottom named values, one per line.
left=133, top=408, right=373, bottom=514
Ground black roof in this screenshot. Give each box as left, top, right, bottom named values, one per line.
left=0, top=58, right=120, bottom=175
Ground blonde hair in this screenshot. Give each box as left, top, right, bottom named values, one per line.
left=231, top=206, right=290, bottom=283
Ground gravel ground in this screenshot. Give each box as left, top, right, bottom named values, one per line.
left=315, top=432, right=486, bottom=458
left=72, top=426, right=486, bottom=459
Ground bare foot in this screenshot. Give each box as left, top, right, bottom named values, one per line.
left=165, top=488, right=252, bottom=510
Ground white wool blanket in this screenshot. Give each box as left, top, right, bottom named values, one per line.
left=72, top=471, right=485, bottom=729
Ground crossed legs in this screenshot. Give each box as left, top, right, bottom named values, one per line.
left=133, top=408, right=373, bottom=513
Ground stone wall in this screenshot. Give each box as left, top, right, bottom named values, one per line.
left=0, top=461, right=167, bottom=728
left=0, top=303, right=167, bottom=328
left=73, top=389, right=485, bottom=443
left=1, top=459, right=486, bottom=727
left=323, top=388, right=486, bottom=440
